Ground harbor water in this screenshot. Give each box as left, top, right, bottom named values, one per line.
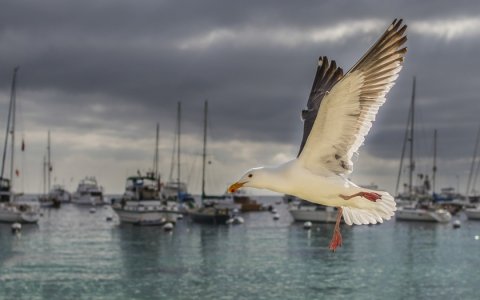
left=0, top=199, right=479, bottom=300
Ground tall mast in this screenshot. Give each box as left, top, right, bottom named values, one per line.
left=177, top=102, right=181, bottom=189
left=201, top=100, right=208, bottom=200
left=47, top=130, right=51, bottom=196
left=466, top=125, right=480, bottom=198
left=9, top=68, right=19, bottom=202
left=153, top=123, right=159, bottom=178
left=395, top=103, right=412, bottom=196
left=408, top=77, right=416, bottom=198
left=432, top=129, right=437, bottom=195
left=1, top=67, right=18, bottom=180
left=43, top=155, right=47, bottom=196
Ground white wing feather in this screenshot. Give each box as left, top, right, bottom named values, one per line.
left=298, top=20, right=406, bottom=175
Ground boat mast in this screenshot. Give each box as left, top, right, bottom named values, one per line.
left=201, top=100, right=208, bottom=201
left=395, top=102, right=412, bottom=196
left=9, top=68, right=19, bottom=202
left=432, top=129, right=437, bottom=195
left=153, top=122, right=159, bottom=179
left=408, top=77, right=416, bottom=198
left=47, top=130, right=51, bottom=197
left=177, top=102, right=181, bottom=194
left=43, top=155, right=47, bottom=196
left=466, top=125, right=480, bottom=198
left=1, top=68, right=18, bottom=181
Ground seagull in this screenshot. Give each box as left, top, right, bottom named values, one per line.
left=228, top=19, right=407, bottom=251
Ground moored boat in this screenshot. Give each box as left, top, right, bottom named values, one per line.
left=233, top=190, right=263, bottom=212
left=0, top=68, right=40, bottom=223
left=72, top=177, right=104, bottom=205
left=288, top=198, right=341, bottom=223
left=395, top=202, right=452, bottom=223
left=465, top=206, right=480, bottom=220
left=112, top=174, right=179, bottom=225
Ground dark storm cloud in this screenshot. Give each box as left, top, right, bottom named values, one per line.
left=1, top=0, right=480, bottom=192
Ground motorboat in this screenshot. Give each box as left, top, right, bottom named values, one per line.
left=112, top=174, right=179, bottom=225
left=72, top=177, right=104, bottom=205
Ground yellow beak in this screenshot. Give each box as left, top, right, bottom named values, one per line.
left=227, top=181, right=246, bottom=193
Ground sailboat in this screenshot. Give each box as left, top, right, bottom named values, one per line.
left=161, top=102, right=194, bottom=206
left=39, top=131, right=61, bottom=208
left=189, top=100, right=237, bottom=224
left=0, top=67, right=40, bottom=223
left=465, top=125, right=480, bottom=220
left=112, top=123, right=179, bottom=225
left=395, top=77, right=451, bottom=223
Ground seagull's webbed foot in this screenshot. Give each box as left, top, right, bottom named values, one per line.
left=329, top=207, right=343, bottom=252
left=339, top=192, right=381, bottom=202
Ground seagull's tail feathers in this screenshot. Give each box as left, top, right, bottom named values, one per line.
left=342, top=191, right=396, bottom=225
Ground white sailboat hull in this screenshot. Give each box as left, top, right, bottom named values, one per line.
left=289, top=206, right=339, bottom=223
left=396, top=207, right=452, bottom=223
left=465, top=208, right=480, bottom=220
left=0, top=203, right=39, bottom=223
left=72, top=194, right=103, bottom=205
left=112, top=201, right=179, bottom=225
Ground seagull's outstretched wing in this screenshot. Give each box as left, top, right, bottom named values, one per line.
left=297, top=56, right=344, bottom=156
left=298, top=19, right=407, bottom=175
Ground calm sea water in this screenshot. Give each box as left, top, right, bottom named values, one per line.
left=0, top=199, right=479, bottom=300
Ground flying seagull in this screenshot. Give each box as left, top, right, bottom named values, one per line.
left=228, top=19, right=407, bottom=251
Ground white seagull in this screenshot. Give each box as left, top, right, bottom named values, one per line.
left=228, top=19, right=407, bottom=251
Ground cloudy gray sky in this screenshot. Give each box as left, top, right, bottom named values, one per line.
left=1, top=0, right=480, bottom=195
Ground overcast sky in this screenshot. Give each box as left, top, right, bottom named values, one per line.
left=1, top=0, right=480, bottom=195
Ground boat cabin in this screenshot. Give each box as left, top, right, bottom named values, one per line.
left=125, top=176, right=160, bottom=200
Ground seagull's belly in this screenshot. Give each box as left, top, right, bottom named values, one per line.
left=290, top=174, right=355, bottom=207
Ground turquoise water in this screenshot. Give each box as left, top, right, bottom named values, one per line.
left=0, top=202, right=479, bottom=300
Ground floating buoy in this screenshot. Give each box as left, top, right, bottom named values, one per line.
left=163, top=222, right=174, bottom=231
left=233, top=216, right=244, bottom=224
left=227, top=216, right=244, bottom=225
left=89, top=207, right=96, bottom=213
left=106, top=216, right=113, bottom=222
left=303, top=221, right=312, bottom=229
left=271, top=208, right=277, bottom=214
left=453, top=220, right=461, bottom=229
left=11, top=222, right=21, bottom=234
left=177, top=214, right=183, bottom=220
left=273, top=213, right=280, bottom=220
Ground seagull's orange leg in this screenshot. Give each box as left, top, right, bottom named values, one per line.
left=339, top=192, right=381, bottom=202
left=329, top=207, right=343, bottom=252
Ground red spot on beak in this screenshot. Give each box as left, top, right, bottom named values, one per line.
left=228, top=181, right=246, bottom=193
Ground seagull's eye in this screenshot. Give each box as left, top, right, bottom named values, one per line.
left=248, top=174, right=253, bottom=178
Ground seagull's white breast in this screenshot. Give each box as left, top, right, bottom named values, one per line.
left=279, top=159, right=363, bottom=207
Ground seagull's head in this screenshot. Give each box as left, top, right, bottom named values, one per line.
left=228, top=167, right=268, bottom=193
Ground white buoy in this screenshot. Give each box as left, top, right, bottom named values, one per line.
left=303, top=221, right=312, bottom=229
left=453, top=220, right=461, bottom=229
left=89, top=207, right=96, bottom=213
left=227, top=216, right=244, bottom=225
left=177, top=214, right=183, bottom=220
left=163, top=222, right=174, bottom=231
left=11, top=222, right=22, bottom=234
left=273, top=213, right=280, bottom=220
left=230, top=216, right=244, bottom=225
left=271, top=208, right=277, bottom=214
